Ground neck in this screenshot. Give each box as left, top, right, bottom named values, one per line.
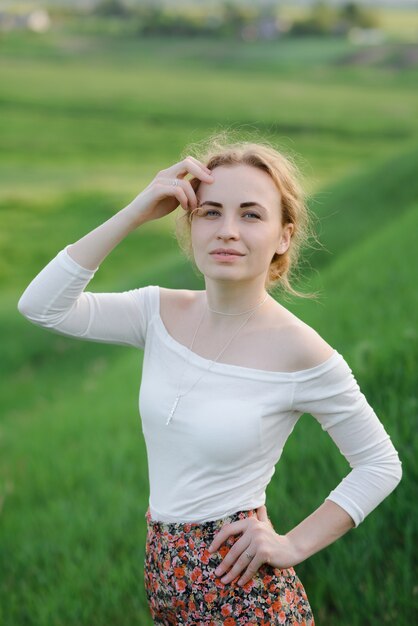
left=204, top=278, right=269, bottom=317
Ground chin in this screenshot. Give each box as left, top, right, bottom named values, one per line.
left=206, top=272, right=256, bottom=286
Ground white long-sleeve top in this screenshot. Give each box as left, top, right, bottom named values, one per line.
left=17, top=245, right=403, bottom=527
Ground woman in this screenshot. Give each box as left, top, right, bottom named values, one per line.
left=17, top=135, right=402, bottom=625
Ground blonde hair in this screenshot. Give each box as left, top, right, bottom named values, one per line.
left=175, top=130, right=319, bottom=299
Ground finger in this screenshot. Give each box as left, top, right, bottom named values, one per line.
left=208, top=520, right=247, bottom=553
left=256, top=505, right=274, bottom=529
left=178, top=178, right=200, bottom=210
left=161, top=176, right=205, bottom=211
left=170, top=185, right=189, bottom=211
left=213, top=535, right=250, bottom=578
left=256, top=505, right=268, bottom=522
left=184, top=155, right=213, bottom=175
left=171, top=156, right=214, bottom=182
left=220, top=548, right=260, bottom=586
left=237, top=557, right=264, bottom=587
left=159, top=178, right=192, bottom=210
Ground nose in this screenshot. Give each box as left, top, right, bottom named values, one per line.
left=216, top=215, right=240, bottom=241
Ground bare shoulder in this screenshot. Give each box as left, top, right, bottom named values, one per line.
left=157, top=287, right=201, bottom=341
left=158, top=287, right=198, bottom=314
left=158, top=288, right=335, bottom=373
left=284, top=323, right=334, bottom=371
left=269, top=306, right=335, bottom=372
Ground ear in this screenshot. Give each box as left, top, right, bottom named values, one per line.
left=275, top=223, right=294, bottom=255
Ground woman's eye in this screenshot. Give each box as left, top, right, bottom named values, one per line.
left=200, top=209, right=260, bottom=219
left=204, top=210, right=220, bottom=216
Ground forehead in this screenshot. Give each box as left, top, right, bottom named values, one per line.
left=197, top=164, right=281, bottom=206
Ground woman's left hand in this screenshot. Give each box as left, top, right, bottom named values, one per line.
left=207, top=505, right=301, bottom=587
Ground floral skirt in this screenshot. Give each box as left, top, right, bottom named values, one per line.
left=144, top=507, right=315, bottom=625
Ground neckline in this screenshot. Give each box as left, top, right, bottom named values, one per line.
left=151, top=286, right=341, bottom=381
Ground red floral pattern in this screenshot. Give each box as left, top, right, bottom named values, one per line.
left=144, top=507, right=315, bottom=625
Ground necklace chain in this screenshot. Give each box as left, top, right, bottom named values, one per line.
left=166, top=292, right=269, bottom=426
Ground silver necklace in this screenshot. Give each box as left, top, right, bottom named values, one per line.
left=166, top=292, right=269, bottom=426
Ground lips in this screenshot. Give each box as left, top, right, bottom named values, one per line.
left=210, top=249, right=244, bottom=256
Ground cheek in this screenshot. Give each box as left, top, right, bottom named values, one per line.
left=191, top=222, right=211, bottom=245
left=190, top=221, right=199, bottom=242
left=189, top=230, right=207, bottom=259
left=252, top=231, right=275, bottom=251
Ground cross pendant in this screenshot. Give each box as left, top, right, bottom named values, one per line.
left=166, top=394, right=181, bottom=426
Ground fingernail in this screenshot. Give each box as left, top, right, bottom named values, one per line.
left=221, top=577, right=228, bottom=583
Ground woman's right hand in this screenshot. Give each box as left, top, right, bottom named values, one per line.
left=127, top=156, right=214, bottom=224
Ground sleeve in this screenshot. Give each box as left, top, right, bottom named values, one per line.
left=17, top=245, right=155, bottom=349
left=292, top=354, right=403, bottom=528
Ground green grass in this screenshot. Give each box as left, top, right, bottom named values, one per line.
left=304, top=143, right=418, bottom=270
left=1, top=29, right=418, bottom=201
left=1, top=24, right=416, bottom=625
left=278, top=202, right=417, bottom=625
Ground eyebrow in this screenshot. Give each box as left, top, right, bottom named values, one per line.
left=199, top=200, right=267, bottom=212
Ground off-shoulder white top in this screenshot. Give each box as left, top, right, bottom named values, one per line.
left=17, top=245, right=403, bottom=527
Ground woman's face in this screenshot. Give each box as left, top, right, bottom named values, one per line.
left=190, top=164, right=293, bottom=285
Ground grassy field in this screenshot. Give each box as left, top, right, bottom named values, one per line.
left=1, top=20, right=417, bottom=625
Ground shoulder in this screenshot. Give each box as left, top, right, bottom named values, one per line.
left=267, top=304, right=335, bottom=372
left=158, top=286, right=197, bottom=304
left=283, top=323, right=335, bottom=371
left=158, top=286, right=199, bottom=313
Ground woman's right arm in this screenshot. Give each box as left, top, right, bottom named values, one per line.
left=17, top=157, right=214, bottom=348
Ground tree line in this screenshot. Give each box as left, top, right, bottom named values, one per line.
left=87, top=1, right=379, bottom=40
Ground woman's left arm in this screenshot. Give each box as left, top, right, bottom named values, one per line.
left=208, top=352, right=402, bottom=587
left=292, top=352, right=403, bottom=532
left=284, top=498, right=354, bottom=564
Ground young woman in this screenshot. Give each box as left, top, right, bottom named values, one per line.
left=18, top=136, right=402, bottom=625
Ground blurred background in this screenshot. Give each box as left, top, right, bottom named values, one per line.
left=1, top=0, right=417, bottom=624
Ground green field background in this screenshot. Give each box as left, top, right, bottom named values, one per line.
left=1, top=16, right=417, bottom=626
